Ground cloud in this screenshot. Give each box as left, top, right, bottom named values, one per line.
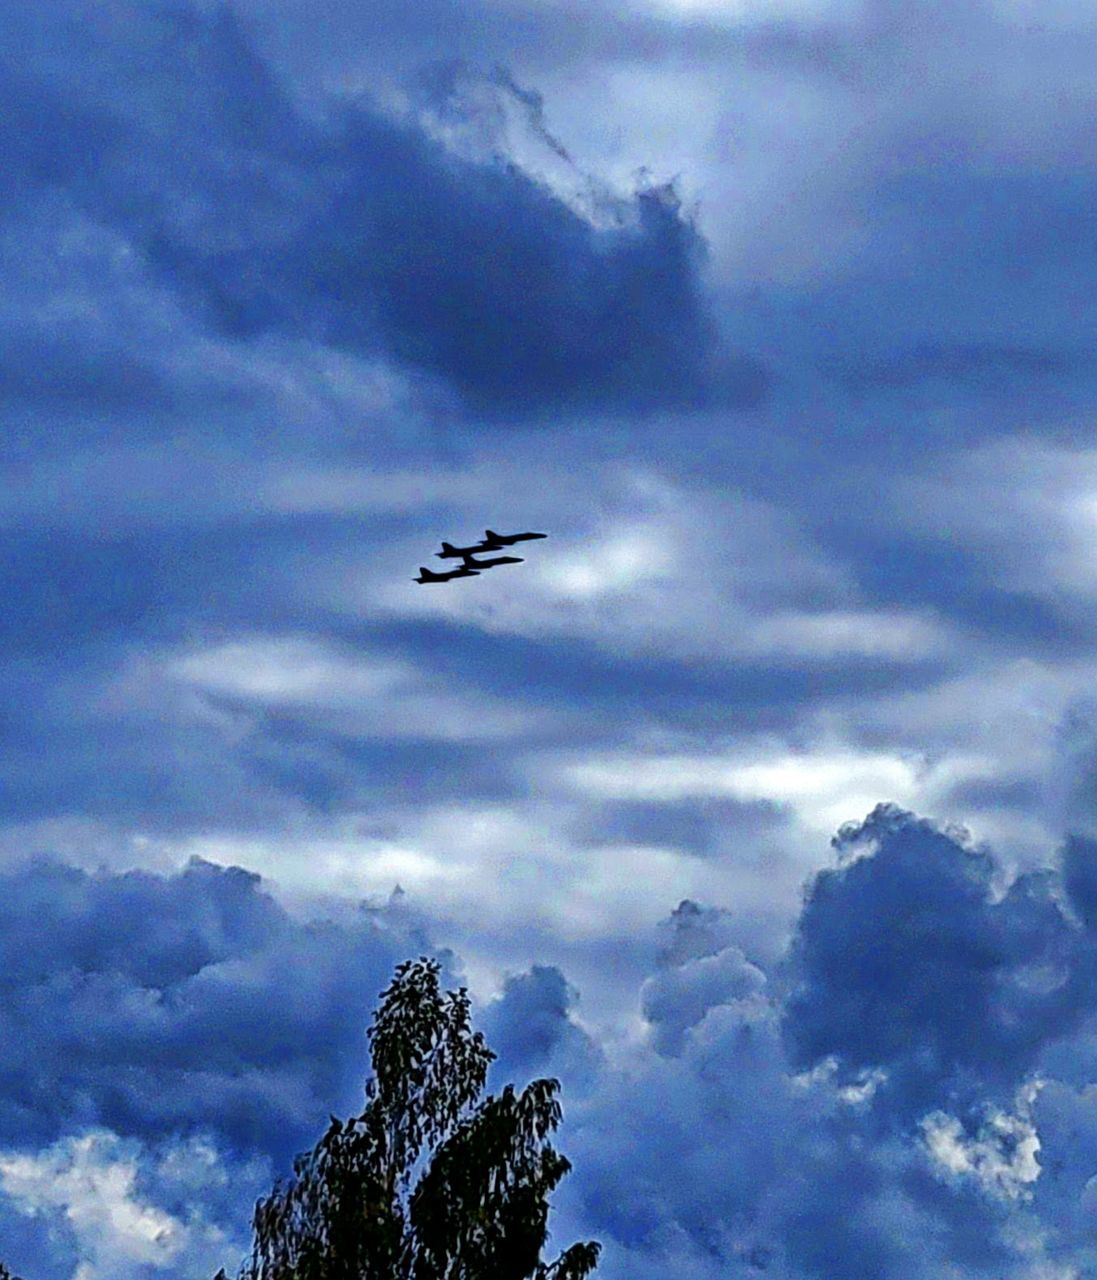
left=782, top=804, right=1090, bottom=1118
left=1060, top=834, right=1097, bottom=929
left=5, top=810, right=1097, bottom=1280
left=640, top=929, right=767, bottom=1056
left=354, top=469, right=956, bottom=668
left=1, top=2, right=1096, bottom=1276
left=921, top=1082, right=1043, bottom=1203
left=0, top=856, right=435, bottom=1165
left=0, top=1130, right=253, bottom=1280
left=163, top=801, right=741, bottom=945
left=0, top=3, right=765, bottom=419
left=892, top=440, right=1097, bottom=613
left=560, top=743, right=936, bottom=838
left=161, top=634, right=547, bottom=742
left=554, top=813, right=1097, bottom=1279
left=479, top=965, right=603, bottom=1089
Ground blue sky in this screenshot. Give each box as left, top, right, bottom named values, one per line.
left=1, top=1, right=1096, bottom=1275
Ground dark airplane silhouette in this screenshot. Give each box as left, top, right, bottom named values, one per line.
left=415, top=564, right=481, bottom=584
left=483, top=529, right=547, bottom=547
left=437, top=540, right=490, bottom=560
left=462, top=554, right=524, bottom=570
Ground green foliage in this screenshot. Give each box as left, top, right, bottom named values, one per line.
left=230, top=957, right=600, bottom=1280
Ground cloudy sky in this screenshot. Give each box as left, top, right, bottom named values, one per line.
left=2, top=0, right=1097, bottom=1275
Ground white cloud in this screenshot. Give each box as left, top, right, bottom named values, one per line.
left=0, top=1131, right=242, bottom=1280
left=115, top=635, right=548, bottom=743
left=648, top=0, right=865, bottom=22
left=900, top=438, right=1097, bottom=606
left=560, top=744, right=930, bottom=837
left=330, top=466, right=953, bottom=665
left=829, top=651, right=1097, bottom=866
left=922, top=1082, right=1045, bottom=1202
left=173, top=637, right=405, bottom=703
left=168, top=801, right=736, bottom=944
left=538, top=524, right=675, bottom=599
left=752, top=608, right=948, bottom=659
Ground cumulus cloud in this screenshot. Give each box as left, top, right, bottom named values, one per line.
left=922, top=1082, right=1043, bottom=1203
left=556, top=810, right=1097, bottom=1280
left=0, top=856, right=433, bottom=1164
left=0, top=1130, right=255, bottom=1280
left=5, top=809, right=1097, bottom=1280
left=640, top=917, right=767, bottom=1055
left=782, top=804, right=1089, bottom=1119
left=479, top=964, right=603, bottom=1090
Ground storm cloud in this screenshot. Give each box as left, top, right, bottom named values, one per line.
left=0, top=856, right=431, bottom=1163
left=560, top=810, right=1097, bottom=1279
left=0, top=3, right=764, bottom=420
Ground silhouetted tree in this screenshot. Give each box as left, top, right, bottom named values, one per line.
left=221, top=956, right=600, bottom=1280
left=0, top=1264, right=24, bottom=1280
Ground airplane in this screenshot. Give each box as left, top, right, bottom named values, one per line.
left=462, top=554, right=524, bottom=570
left=482, top=529, right=547, bottom=547
left=437, top=540, right=491, bottom=560
left=414, top=564, right=481, bottom=584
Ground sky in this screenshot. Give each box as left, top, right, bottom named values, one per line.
left=0, top=0, right=1096, bottom=1275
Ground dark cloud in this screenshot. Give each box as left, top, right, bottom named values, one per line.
left=480, top=965, right=601, bottom=1091
left=1061, top=834, right=1097, bottom=930
left=942, top=775, right=1046, bottom=815
left=557, top=824, right=1097, bottom=1279
left=381, top=617, right=953, bottom=720
left=782, top=804, right=1090, bottom=1119
left=0, top=856, right=434, bottom=1164
left=0, top=3, right=764, bottom=420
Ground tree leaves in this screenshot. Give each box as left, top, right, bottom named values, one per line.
left=234, top=956, right=599, bottom=1280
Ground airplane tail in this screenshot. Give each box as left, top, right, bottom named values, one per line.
left=441, top=541, right=456, bottom=553
left=419, top=567, right=431, bottom=576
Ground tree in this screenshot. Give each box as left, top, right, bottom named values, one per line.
left=223, top=956, right=600, bottom=1280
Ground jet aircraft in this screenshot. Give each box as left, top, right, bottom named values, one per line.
left=482, top=529, right=547, bottom=547
left=415, top=564, right=481, bottom=584
left=437, top=540, right=490, bottom=560
left=462, top=554, right=523, bottom=570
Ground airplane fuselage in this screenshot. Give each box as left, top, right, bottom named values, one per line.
left=415, top=565, right=481, bottom=583
left=482, top=529, right=547, bottom=547
left=462, top=554, right=523, bottom=569
left=436, top=542, right=487, bottom=559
